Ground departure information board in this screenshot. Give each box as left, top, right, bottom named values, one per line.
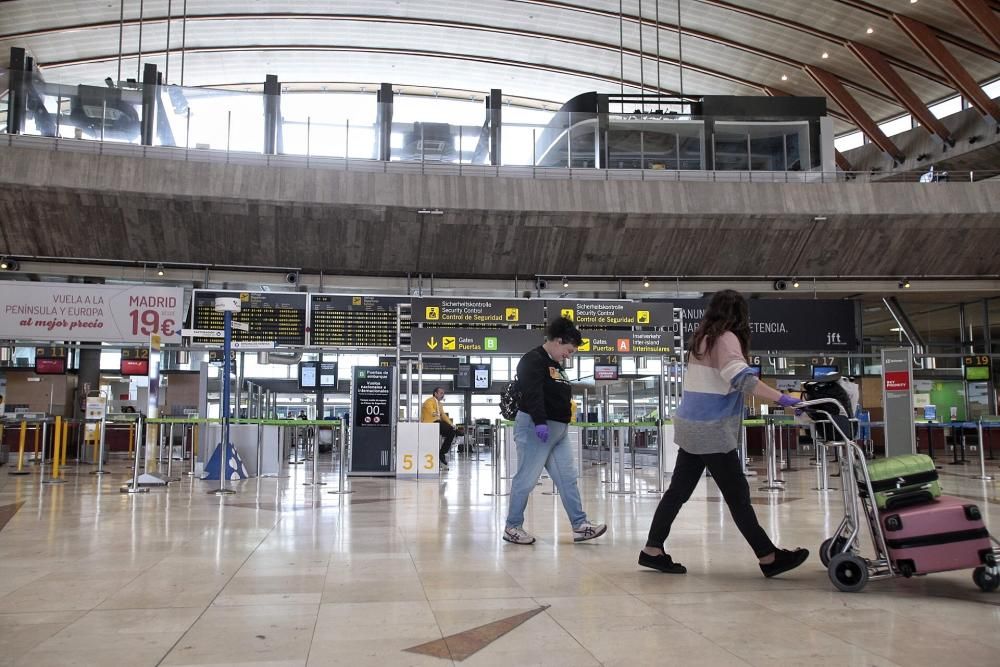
left=310, top=295, right=404, bottom=348
left=191, top=290, right=307, bottom=345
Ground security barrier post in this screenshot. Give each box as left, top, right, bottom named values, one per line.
left=328, top=420, right=352, bottom=495
left=61, top=421, right=69, bottom=467
left=43, top=418, right=65, bottom=485
left=759, top=419, right=784, bottom=492
left=122, top=416, right=149, bottom=493
left=9, top=420, right=30, bottom=475
left=92, top=413, right=108, bottom=475
left=973, top=418, right=993, bottom=481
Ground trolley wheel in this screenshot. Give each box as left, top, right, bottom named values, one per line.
left=829, top=553, right=869, bottom=593
left=820, top=536, right=848, bottom=567
left=972, top=567, right=1000, bottom=593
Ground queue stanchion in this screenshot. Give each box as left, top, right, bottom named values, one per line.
left=758, top=419, right=784, bottom=492
left=60, top=421, right=69, bottom=468
left=610, top=426, right=634, bottom=495
left=307, top=426, right=326, bottom=487
left=645, top=419, right=666, bottom=494
left=972, top=418, right=994, bottom=481
left=328, top=420, right=352, bottom=495
left=185, top=423, right=197, bottom=477
left=32, top=424, right=40, bottom=465
left=209, top=301, right=237, bottom=496
left=812, top=425, right=836, bottom=492
left=255, top=421, right=263, bottom=481
left=43, top=417, right=65, bottom=486
left=122, top=416, right=150, bottom=494
left=91, top=413, right=108, bottom=476
left=8, top=420, right=30, bottom=476
left=485, top=420, right=509, bottom=497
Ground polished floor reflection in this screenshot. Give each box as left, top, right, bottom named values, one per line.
left=0, top=449, right=997, bottom=666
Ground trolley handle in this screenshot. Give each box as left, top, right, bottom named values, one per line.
left=796, top=398, right=849, bottom=416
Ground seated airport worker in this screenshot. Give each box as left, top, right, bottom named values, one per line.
left=421, top=387, right=456, bottom=468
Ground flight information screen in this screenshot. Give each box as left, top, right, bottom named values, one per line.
left=191, top=290, right=307, bottom=345
left=310, top=295, right=404, bottom=348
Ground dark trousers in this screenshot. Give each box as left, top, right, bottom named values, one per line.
left=646, top=448, right=776, bottom=558
left=438, top=421, right=456, bottom=461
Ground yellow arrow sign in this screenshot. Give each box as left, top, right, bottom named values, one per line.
left=427, top=337, right=439, bottom=350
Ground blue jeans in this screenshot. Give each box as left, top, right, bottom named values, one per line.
left=505, top=411, right=587, bottom=529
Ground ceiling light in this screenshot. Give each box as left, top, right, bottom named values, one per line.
left=781, top=75, right=788, bottom=81
left=889, top=327, right=903, bottom=332
left=866, top=28, right=874, bottom=34
left=899, top=278, right=911, bottom=289
left=821, top=52, right=829, bottom=59
left=156, top=263, right=165, bottom=276
left=792, top=278, right=800, bottom=288
left=642, top=277, right=650, bottom=288
left=416, top=208, right=444, bottom=215
left=910, top=0, right=917, bottom=4
left=0, top=258, right=19, bottom=271
left=813, top=215, right=828, bottom=221
left=562, top=276, right=569, bottom=288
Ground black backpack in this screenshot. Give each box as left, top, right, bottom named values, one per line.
left=801, top=376, right=855, bottom=440
left=499, top=377, right=521, bottom=420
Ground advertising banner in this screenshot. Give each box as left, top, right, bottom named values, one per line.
left=0, top=282, right=185, bottom=343
left=665, top=298, right=858, bottom=351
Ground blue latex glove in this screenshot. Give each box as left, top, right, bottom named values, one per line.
left=535, top=424, right=549, bottom=443
left=778, top=394, right=800, bottom=409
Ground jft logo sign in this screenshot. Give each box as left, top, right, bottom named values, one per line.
left=826, top=332, right=845, bottom=345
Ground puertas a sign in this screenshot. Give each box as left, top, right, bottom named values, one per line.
left=414, top=298, right=545, bottom=326
left=0, top=282, right=185, bottom=343
left=665, top=299, right=858, bottom=351
left=577, top=331, right=673, bottom=356
left=410, top=327, right=543, bottom=355
left=378, top=356, right=460, bottom=374
left=350, top=366, right=395, bottom=474
left=548, top=300, right=674, bottom=328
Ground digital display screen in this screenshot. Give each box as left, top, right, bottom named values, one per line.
left=923, top=405, right=937, bottom=420
left=192, top=290, right=307, bottom=346
left=300, top=363, right=317, bottom=390
left=593, top=355, right=619, bottom=381
left=310, top=295, right=404, bottom=348
left=34, top=357, right=66, bottom=374
left=300, top=361, right=339, bottom=392
left=965, top=366, right=990, bottom=381
left=319, top=362, right=338, bottom=387
left=812, top=365, right=839, bottom=379
left=120, top=348, right=150, bottom=376
left=457, top=363, right=491, bottom=390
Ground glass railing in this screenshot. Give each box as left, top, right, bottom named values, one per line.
left=2, top=69, right=997, bottom=182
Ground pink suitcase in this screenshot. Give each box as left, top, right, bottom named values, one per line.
left=880, top=495, right=994, bottom=576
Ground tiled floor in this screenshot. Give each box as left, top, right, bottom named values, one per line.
left=0, top=450, right=997, bottom=666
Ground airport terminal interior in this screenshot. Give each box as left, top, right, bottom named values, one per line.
left=0, top=1, right=999, bottom=665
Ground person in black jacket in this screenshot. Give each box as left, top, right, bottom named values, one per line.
left=503, top=317, right=606, bottom=545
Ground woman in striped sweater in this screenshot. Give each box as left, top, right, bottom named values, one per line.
left=639, top=290, right=809, bottom=577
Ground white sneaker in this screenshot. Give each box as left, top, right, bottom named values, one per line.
left=503, top=525, right=536, bottom=545
left=440, top=461, right=449, bottom=470
left=573, top=521, right=607, bottom=542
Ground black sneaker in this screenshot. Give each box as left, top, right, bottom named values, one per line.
left=760, top=548, right=809, bottom=578
left=638, top=551, right=687, bottom=574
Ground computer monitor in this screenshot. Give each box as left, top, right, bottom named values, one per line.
left=923, top=405, right=937, bottom=421
left=812, top=365, right=839, bottom=379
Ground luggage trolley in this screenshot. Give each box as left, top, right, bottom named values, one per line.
left=800, top=398, right=1000, bottom=594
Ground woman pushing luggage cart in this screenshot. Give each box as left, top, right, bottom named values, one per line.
left=800, top=397, right=1000, bottom=593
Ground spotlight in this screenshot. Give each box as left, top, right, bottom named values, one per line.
left=642, top=277, right=650, bottom=288
left=0, top=258, right=19, bottom=271
left=899, top=278, right=911, bottom=289
left=792, top=278, right=800, bottom=288
left=773, top=279, right=787, bottom=291
left=156, top=263, right=165, bottom=276
left=561, top=276, right=569, bottom=288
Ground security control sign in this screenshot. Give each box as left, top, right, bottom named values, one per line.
left=577, top=331, right=672, bottom=356
left=410, top=327, right=543, bottom=355
left=414, top=298, right=545, bottom=326
left=0, top=282, right=184, bottom=343
left=549, top=300, right=674, bottom=328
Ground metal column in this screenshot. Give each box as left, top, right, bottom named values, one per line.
left=488, top=88, right=502, bottom=166
left=140, top=63, right=157, bottom=146
left=263, top=74, right=280, bottom=155
left=376, top=83, right=393, bottom=161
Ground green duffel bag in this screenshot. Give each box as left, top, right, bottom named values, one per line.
left=858, top=453, right=941, bottom=510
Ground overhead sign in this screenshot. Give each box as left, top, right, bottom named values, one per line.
left=577, top=331, right=673, bottom=356
left=593, top=355, right=620, bottom=380
left=191, top=290, right=306, bottom=346
left=963, top=355, right=991, bottom=382
left=34, top=345, right=68, bottom=375
left=310, top=294, right=404, bottom=348
left=120, top=347, right=150, bottom=376
left=378, top=356, right=461, bottom=373
left=413, top=298, right=545, bottom=326
left=231, top=341, right=275, bottom=350
left=0, top=282, right=184, bottom=343
left=457, top=363, right=492, bottom=390
left=410, top=327, right=543, bottom=355
left=664, top=298, right=858, bottom=351
left=548, top=300, right=674, bottom=328
left=182, top=328, right=224, bottom=339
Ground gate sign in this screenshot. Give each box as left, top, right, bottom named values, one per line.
left=0, top=282, right=185, bottom=343
left=413, top=298, right=545, bottom=326
left=548, top=300, right=674, bottom=328
left=410, top=327, right=543, bottom=355
left=577, top=331, right=673, bottom=356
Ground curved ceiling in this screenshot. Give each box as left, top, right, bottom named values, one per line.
left=0, top=1, right=998, bottom=138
